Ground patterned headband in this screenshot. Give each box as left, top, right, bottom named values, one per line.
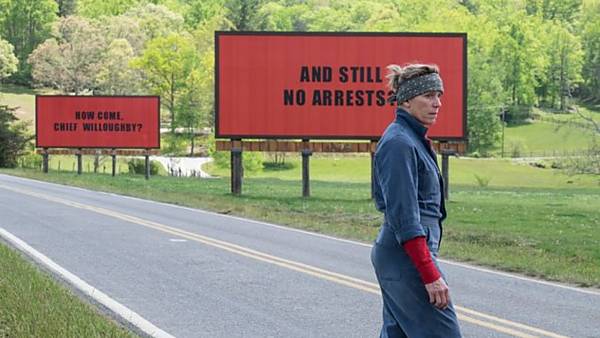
left=392, top=73, right=444, bottom=104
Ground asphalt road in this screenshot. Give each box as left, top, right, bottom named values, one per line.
left=0, top=174, right=598, bottom=338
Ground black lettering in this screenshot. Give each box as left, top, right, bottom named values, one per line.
left=335, top=90, right=344, bottom=106
left=312, top=90, right=322, bottom=105
left=283, top=89, right=305, bottom=105
left=346, top=90, right=354, bottom=106
left=355, top=90, right=364, bottom=106
left=375, top=67, right=383, bottom=83
left=339, top=67, right=348, bottom=83
left=284, top=89, right=294, bottom=105
left=300, top=66, right=309, bottom=82
left=322, top=90, right=332, bottom=106
left=75, top=111, right=94, bottom=120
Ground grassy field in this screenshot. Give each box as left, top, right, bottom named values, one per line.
left=2, top=159, right=598, bottom=287
left=502, top=121, right=596, bottom=156
left=0, top=241, right=136, bottom=337
left=207, top=154, right=599, bottom=188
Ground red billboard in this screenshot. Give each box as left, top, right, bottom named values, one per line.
left=216, top=32, right=466, bottom=140
left=36, top=96, right=160, bottom=148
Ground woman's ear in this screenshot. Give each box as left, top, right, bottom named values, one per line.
left=400, top=100, right=411, bottom=109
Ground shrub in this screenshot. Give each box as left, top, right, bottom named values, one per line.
left=126, top=158, right=161, bottom=175
left=474, top=174, right=492, bottom=187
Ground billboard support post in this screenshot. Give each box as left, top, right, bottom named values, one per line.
left=301, top=140, right=312, bottom=198
left=231, top=139, right=243, bottom=195
left=370, top=141, right=378, bottom=199
left=111, top=149, right=116, bottom=177
left=144, top=149, right=150, bottom=180
left=76, top=148, right=82, bottom=175
left=441, top=150, right=452, bottom=200
left=42, top=148, right=49, bottom=173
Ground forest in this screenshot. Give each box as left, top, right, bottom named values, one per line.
left=0, top=0, right=599, bottom=155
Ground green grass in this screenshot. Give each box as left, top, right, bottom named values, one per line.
left=0, top=241, right=137, bottom=338
left=502, top=121, right=596, bottom=156
left=2, top=164, right=598, bottom=287
left=208, top=154, right=599, bottom=189
left=0, top=84, right=41, bottom=124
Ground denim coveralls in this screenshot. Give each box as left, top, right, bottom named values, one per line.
left=371, top=108, right=462, bottom=338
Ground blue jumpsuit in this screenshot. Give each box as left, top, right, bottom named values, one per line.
left=371, top=108, right=462, bottom=338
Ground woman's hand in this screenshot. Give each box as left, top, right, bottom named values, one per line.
left=425, top=277, right=450, bottom=309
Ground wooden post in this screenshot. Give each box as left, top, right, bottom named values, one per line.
left=145, top=149, right=150, bottom=180
left=76, top=148, right=82, bottom=175
left=231, top=139, right=242, bottom=195
left=441, top=150, right=452, bottom=200
left=111, top=148, right=116, bottom=177
left=42, top=148, right=49, bottom=173
left=301, top=139, right=312, bottom=197
left=370, top=140, right=378, bottom=199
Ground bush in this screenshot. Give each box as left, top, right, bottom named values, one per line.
left=18, top=151, right=42, bottom=169
left=211, top=150, right=263, bottom=173
left=507, top=139, right=528, bottom=158
left=126, top=158, right=161, bottom=175
left=0, top=105, right=32, bottom=167
left=474, top=174, right=492, bottom=187
left=161, top=133, right=188, bottom=156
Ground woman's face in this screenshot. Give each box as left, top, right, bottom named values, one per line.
left=402, top=91, right=442, bottom=127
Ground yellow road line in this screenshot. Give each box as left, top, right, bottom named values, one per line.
left=0, top=184, right=570, bottom=338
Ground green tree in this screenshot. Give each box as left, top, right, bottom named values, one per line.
left=56, top=0, right=77, bottom=16
left=28, top=16, right=106, bottom=94
left=95, top=39, right=142, bottom=94
left=123, top=3, right=184, bottom=41
left=525, top=0, right=582, bottom=25
left=0, top=104, right=32, bottom=168
left=181, top=0, right=225, bottom=29
left=225, top=0, right=265, bottom=30
left=132, top=32, right=201, bottom=133
left=0, top=0, right=58, bottom=83
left=102, top=15, right=146, bottom=54
left=77, top=0, right=139, bottom=18
left=579, top=0, right=600, bottom=102
left=0, top=38, right=18, bottom=81
left=540, top=24, right=584, bottom=110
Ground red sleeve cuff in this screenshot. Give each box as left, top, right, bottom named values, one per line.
left=402, top=236, right=441, bottom=284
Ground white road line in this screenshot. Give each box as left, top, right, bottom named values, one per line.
left=2, top=173, right=599, bottom=296
left=0, top=228, right=175, bottom=338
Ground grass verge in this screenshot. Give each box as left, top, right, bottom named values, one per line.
left=0, top=241, right=137, bottom=337
left=1, top=168, right=598, bottom=288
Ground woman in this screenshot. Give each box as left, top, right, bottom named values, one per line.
left=371, top=63, right=462, bottom=338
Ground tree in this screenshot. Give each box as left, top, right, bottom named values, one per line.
left=0, top=38, right=18, bottom=81
left=579, top=0, right=600, bottom=102
left=77, top=0, right=139, bottom=18
left=0, top=0, right=58, bottom=83
left=123, top=3, right=184, bottom=41
left=182, top=0, right=225, bottom=29
left=56, top=0, right=77, bottom=16
left=28, top=16, right=106, bottom=94
left=0, top=104, right=32, bottom=168
left=95, top=39, right=143, bottom=94
left=225, top=0, right=265, bottom=30
left=541, top=24, right=584, bottom=110
left=132, top=32, right=201, bottom=133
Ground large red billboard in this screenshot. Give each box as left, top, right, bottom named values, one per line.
left=36, top=96, right=160, bottom=148
left=216, top=32, right=466, bottom=140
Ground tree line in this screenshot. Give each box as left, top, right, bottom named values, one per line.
left=0, top=0, right=599, bottom=156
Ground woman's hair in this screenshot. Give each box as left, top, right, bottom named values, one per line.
left=386, top=63, right=440, bottom=102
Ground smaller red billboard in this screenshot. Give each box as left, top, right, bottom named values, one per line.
left=36, top=96, right=160, bottom=148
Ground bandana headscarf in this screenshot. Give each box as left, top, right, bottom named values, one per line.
left=390, top=73, right=444, bottom=104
